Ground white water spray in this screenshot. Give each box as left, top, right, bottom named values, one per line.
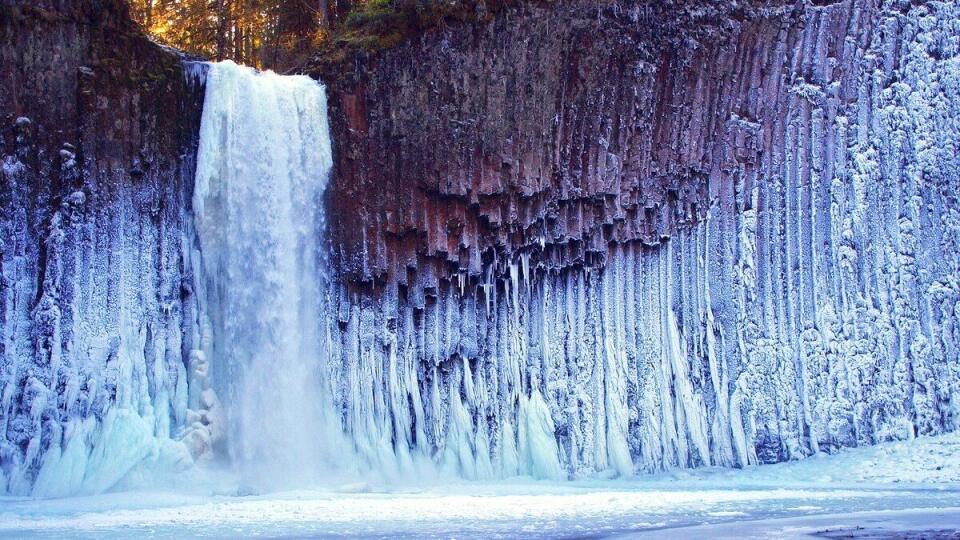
left=192, top=61, right=346, bottom=490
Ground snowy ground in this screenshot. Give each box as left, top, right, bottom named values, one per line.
left=2, top=433, right=960, bottom=539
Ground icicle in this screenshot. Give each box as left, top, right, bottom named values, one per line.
left=518, top=389, right=564, bottom=480
left=521, top=251, right=531, bottom=292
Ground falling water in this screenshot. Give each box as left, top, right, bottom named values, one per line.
left=192, top=61, right=345, bottom=490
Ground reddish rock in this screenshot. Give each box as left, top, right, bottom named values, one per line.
left=315, top=1, right=788, bottom=293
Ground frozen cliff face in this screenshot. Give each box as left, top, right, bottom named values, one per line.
left=2, top=0, right=960, bottom=497
left=317, top=0, right=960, bottom=476
left=0, top=2, right=205, bottom=495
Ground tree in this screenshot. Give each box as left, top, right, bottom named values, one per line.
left=127, top=0, right=334, bottom=70
left=126, top=0, right=420, bottom=70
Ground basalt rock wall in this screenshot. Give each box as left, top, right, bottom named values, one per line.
left=1, top=0, right=959, bottom=494
left=319, top=0, right=789, bottom=289
left=0, top=1, right=206, bottom=495
left=314, top=0, right=960, bottom=476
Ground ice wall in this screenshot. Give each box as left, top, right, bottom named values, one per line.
left=0, top=57, right=206, bottom=497
left=319, top=1, right=960, bottom=477
left=330, top=195, right=959, bottom=479
left=0, top=144, right=192, bottom=498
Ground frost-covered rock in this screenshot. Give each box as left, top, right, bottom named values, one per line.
left=316, top=0, right=960, bottom=478
left=0, top=2, right=206, bottom=495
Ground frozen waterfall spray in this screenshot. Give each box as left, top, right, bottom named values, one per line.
left=192, top=62, right=347, bottom=489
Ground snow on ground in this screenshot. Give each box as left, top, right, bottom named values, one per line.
left=649, top=431, right=960, bottom=487
left=623, top=508, right=960, bottom=539
left=1, top=433, right=959, bottom=539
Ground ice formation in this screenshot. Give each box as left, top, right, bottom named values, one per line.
left=1, top=124, right=199, bottom=496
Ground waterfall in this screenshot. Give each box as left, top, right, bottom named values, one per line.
left=192, top=61, right=347, bottom=490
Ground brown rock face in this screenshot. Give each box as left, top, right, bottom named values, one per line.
left=317, top=1, right=787, bottom=292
